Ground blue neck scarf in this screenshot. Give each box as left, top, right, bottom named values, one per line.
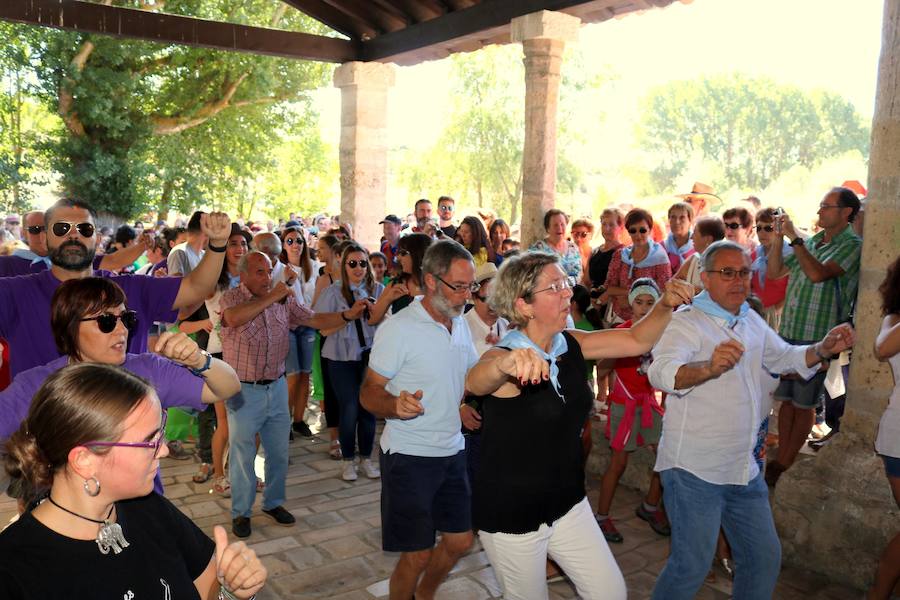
left=349, top=281, right=369, bottom=300
left=750, top=241, right=792, bottom=290
left=621, top=241, right=670, bottom=278
left=692, top=290, right=749, bottom=327
left=497, top=329, right=568, bottom=399
left=13, top=247, right=51, bottom=268
left=663, top=233, right=694, bottom=262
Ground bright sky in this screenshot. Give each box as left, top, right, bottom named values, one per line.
left=314, top=0, right=884, bottom=156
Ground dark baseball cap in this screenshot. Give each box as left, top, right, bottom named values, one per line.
left=379, top=214, right=402, bottom=226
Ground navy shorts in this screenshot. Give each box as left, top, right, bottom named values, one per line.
left=775, top=371, right=826, bottom=409
left=380, top=449, right=471, bottom=552
left=882, top=454, right=900, bottom=479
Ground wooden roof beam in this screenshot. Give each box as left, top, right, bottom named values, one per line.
left=0, top=0, right=358, bottom=62
left=322, top=0, right=407, bottom=33
left=279, top=0, right=376, bottom=40
left=360, top=0, right=591, bottom=61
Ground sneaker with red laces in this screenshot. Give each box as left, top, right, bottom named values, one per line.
left=596, top=515, right=624, bottom=543
left=635, top=503, right=671, bottom=536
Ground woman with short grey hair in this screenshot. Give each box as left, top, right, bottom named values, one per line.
left=466, top=251, right=694, bottom=600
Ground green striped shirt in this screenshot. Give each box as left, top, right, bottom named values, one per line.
left=779, top=225, right=861, bottom=341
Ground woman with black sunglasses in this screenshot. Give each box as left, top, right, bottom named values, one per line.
left=0, top=363, right=267, bottom=599
left=0, top=277, right=240, bottom=507
left=383, top=233, right=433, bottom=316
left=749, top=207, right=792, bottom=330
left=313, top=242, right=385, bottom=482
left=601, top=208, right=672, bottom=323
left=279, top=227, right=318, bottom=438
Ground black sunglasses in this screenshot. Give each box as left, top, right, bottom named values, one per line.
left=26, top=225, right=46, bottom=235
left=724, top=222, right=742, bottom=230
left=285, top=238, right=304, bottom=246
left=80, top=310, right=138, bottom=333
left=756, top=225, right=774, bottom=233
left=347, top=259, right=368, bottom=269
left=52, top=221, right=95, bottom=238
left=628, top=227, right=648, bottom=235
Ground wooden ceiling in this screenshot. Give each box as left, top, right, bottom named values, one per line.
left=1, top=0, right=689, bottom=65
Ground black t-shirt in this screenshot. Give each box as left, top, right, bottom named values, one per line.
left=441, top=224, right=457, bottom=239
left=472, top=331, right=592, bottom=534
left=588, top=245, right=620, bottom=289
left=0, top=492, right=215, bottom=599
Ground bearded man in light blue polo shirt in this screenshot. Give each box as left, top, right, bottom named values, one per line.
left=361, top=239, right=479, bottom=600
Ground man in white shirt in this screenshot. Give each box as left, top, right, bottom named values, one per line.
left=361, top=240, right=479, bottom=600
left=647, top=240, right=854, bottom=600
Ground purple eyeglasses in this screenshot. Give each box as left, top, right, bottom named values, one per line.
left=83, top=411, right=167, bottom=458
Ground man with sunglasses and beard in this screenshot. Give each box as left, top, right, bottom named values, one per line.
left=0, top=211, right=153, bottom=278
left=361, top=240, right=479, bottom=600
left=0, top=198, right=234, bottom=379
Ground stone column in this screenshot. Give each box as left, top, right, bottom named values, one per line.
left=773, top=0, right=900, bottom=589
left=333, top=61, right=395, bottom=252
left=511, top=11, right=580, bottom=246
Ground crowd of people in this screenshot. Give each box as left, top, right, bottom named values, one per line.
left=0, top=180, right=896, bottom=600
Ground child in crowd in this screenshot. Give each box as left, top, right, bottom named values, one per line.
left=594, top=278, right=669, bottom=543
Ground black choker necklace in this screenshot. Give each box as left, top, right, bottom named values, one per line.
left=46, top=496, right=130, bottom=555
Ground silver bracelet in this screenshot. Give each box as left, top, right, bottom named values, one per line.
left=218, top=588, right=254, bottom=600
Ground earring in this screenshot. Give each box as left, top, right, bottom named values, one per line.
left=83, top=476, right=101, bottom=497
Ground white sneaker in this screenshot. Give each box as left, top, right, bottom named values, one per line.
left=362, top=458, right=381, bottom=479
left=341, top=461, right=358, bottom=481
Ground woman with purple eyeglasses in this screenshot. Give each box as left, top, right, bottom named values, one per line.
left=0, top=363, right=267, bottom=599
left=0, top=277, right=239, bottom=507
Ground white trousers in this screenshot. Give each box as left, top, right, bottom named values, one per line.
left=478, top=497, right=627, bottom=600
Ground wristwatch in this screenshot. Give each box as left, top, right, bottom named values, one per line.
left=789, top=236, right=805, bottom=247
left=189, top=350, right=212, bottom=376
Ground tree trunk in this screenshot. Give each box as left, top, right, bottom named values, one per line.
left=157, top=177, right=174, bottom=222
left=12, top=67, right=22, bottom=206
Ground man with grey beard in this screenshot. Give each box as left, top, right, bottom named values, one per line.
left=361, top=240, right=478, bottom=600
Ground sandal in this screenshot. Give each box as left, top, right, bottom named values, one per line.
left=329, top=439, right=342, bottom=460
left=192, top=462, right=213, bottom=484
left=212, top=476, right=231, bottom=498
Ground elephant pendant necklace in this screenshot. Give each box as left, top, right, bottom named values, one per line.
left=47, top=496, right=130, bottom=555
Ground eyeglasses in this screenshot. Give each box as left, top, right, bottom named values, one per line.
left=398, top=249, right=410, bottom=257
left=285, top=238, right=304, bottom=246
left=724, top=222, right=743, bottom=230
left=438, top=205, right=454, bottom=212
left=628, top=227, right=648, bottom=235
left=532, top=279, right=573, bottom=295
left=756, top=225, right=775, bottom=233
left=51, top=221, right=95, bottom=238
left=26, top=225, right=46, bottom=235
left=572, top=231, right=590, bottom=239
left=347, top=259, right=368, bottom=269
left=436, top=276, right=480, bottom=294
left=818, top=203, right=842, bottom=210
left=84, top=411, right=167, bottom=458
left=80, top=310, right=138, bottom=333
left=706, top=268, right=752, bottom=281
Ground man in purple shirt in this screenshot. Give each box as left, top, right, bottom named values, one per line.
left=0, top=198, right=233, bottom=377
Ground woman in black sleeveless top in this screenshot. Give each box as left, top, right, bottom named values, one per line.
left=466, top=251, right=692, bottom=600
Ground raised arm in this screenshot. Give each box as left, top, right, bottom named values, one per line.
left=172, top=213, right=230, bottom=310
left=465, top=347, right=549, bottom=396
left=222, top=284, right=285, bottom=328
left=154, top=331, right=240, bottom=402
left=98, top=233, right=152, bottom=272
left=571, top=278, right=694, bottom=361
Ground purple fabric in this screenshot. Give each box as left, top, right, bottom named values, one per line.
left=0, top=354, right=206, bottom=495
left=0, top=270, right=181, bottom=378
left=0, top=255, right=104, bottom=278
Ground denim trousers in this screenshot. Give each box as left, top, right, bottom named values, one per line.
left=225, top=377, right=290, bottom=518
left=327, top=359, right=375, bottom=460
left=651, top=468, right=781, bottom=600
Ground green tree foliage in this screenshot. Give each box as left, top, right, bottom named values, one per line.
left=13, top=1, right=334, bottom=217
left=637, top=74, right=870, bottom=193
left=0, top=23, right=57, bottom=213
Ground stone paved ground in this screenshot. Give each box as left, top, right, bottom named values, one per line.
left=0, top=426, right=865, bottom=599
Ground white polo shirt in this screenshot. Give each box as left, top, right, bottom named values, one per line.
left=648, top=306, right=818, bottom=485
left=369, top=297, right=478, bottom=457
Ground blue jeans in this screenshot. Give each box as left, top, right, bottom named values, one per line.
left=651, top=469, right=781, bottom=600
left=225, top=377, right=290, bottom=518
left=327, top=360, right=375, bottom=460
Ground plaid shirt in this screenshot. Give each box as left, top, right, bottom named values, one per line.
left=779, top=225, right=861, bottom=341
left=219, top=284, right=315, bottom=381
